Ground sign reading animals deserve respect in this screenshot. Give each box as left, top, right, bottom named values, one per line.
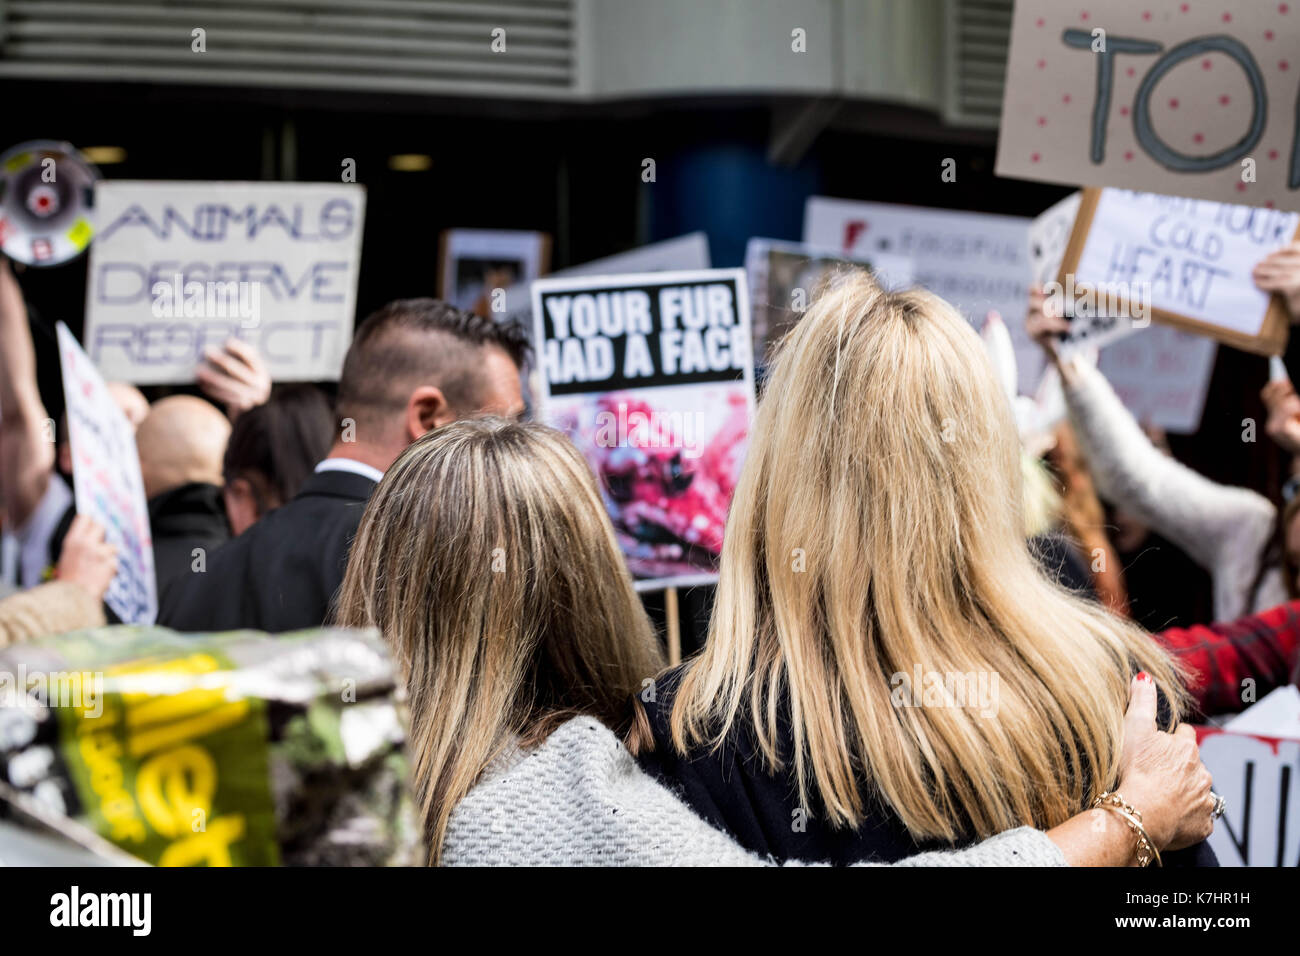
left=998, top=1, right=1300, bottom=210
left=530, top=269, right=755, bottom=589
left=84, top=181, right=366, bottom=385
left=56, top=322, right=157, bottom=624
left=1059, top=188, right=1299, bottom=354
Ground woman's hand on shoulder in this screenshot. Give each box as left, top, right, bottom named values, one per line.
left=1117, top=672, right=1215, bottom=852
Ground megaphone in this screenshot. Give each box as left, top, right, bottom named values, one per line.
left=0, top=140, right=100, bottom=267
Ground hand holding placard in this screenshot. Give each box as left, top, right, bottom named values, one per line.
left=1058, top=188, right=1300, bottom=355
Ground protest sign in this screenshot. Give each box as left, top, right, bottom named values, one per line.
left=438, top=228, right=550, bottom=317
left=743, top=238, right=913, bottom=365
left=1059, top=188, right=1300, bottom=354
left=1030, top=191, right=1145, bottom=352
left=55, top=322, right=156, bottom=624
left=496, top=232, right=711, bottom=328
left=85, top=181, right=366, bottom=385
left=803, top=196, right=1043, bottom=394
left=1028, top=192, right=1082, bottom=287
left=1198, top=687, right=1300, bottom=867
left=1098, top=324, right=1218, bottom=434
left=530, top=269, right=755, bottom=589
left=997, top=1, right=1300, bottom=211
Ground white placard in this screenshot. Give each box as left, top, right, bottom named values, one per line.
left=803, top=197, right=1042, bottom=395
left=56, top=322, right=157, bottom=624
left=439, top=228, right=549, bottom=315
left=85, top=181, right=366, bottom=385
left=1074, top=190, right=1299, bottom=338
left=1199, top=729, right=1300, bottom=867
left=1028, top=192, right=1082, bottom=287
left=1098, top=325, right=1219, bottom=435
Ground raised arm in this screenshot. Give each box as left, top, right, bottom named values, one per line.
left=1026, top=287, right=1276, bottom=621
left=0, top=259, right=55, bottom=530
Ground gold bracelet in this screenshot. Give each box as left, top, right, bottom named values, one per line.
left=1093, top=791, right=1162, bottom=867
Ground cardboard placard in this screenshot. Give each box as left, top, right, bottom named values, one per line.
left=84, top=181, right=366, bottom=385
left=1058, top=187, right=1299, bottom=355
left=530, top=269, right=755, bottom=589
left=997, top=1, right=1300, bottom=211
left=55, top=322, right=157, bottom=624
left=437, top=228, right=550, bottom=318
left=803, top=196, right=1043, bottom=395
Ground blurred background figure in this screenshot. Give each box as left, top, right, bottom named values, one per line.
left=0, top=514, right=116, bottom=645
left=222, top=384, right=336, bottom=536
left=134, top=394, right=232, bottom=605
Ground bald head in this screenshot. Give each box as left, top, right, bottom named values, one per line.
left=136, top=396, right=231, bottom=500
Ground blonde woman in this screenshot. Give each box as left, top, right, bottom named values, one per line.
left=335, top=418, right=1212, bottom=866
left=633, top=273, right=1219, bottom=866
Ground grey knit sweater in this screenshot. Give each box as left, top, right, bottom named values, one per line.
left=441, top=716, right=1067, bottom=867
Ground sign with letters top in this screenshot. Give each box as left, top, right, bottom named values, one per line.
left=56, top=322, right=157, bottom=624
left=84, top=181, right=366, bottom=385
left=530, top=269, right=755, bottom=590
left=998, top=1, right=1300, bottom=210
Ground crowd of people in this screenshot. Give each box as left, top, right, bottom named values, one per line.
left=3, top=233, right=1300, bottom=867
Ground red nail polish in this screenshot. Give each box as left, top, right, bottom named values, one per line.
left=1136, top=671, right=1149, bottom=682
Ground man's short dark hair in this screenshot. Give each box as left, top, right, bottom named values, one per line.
left=336, top=298, right=530, bottom=431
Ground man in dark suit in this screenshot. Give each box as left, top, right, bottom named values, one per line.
left=159, top=299, right=528, bottom=633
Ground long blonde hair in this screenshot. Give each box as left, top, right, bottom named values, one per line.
left=334, top=419, right=664, bottom=864
left=666, top=272, right=1186, bottom=841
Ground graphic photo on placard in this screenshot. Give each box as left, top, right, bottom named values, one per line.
left=438, top=228, right=550, bottom=318
left=744, top=238, right=913, bottom=365
left=550, top=385, right=748, bottom=582
left=530, top=268, right=755, bottom=589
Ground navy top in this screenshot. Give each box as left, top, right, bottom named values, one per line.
left=637, top=666, right=1218, bottom=866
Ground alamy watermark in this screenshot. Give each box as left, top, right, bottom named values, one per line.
left=594, top=402, right=706, bottom=460
left=0, top=665, right=103, bottom=718
left=890, top=665, right=1000, bottom=719
left=151, top=274, right=261, bottom=328
left=1042, top=273, right=1151, bottom=327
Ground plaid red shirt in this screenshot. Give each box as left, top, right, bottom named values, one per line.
left=1155, top=600, right=1300, bottom=718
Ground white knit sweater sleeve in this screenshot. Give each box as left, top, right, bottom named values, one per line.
left=1063, top=358, right=1276, bottom=620
left=440, top=717, right=1066, bottom=867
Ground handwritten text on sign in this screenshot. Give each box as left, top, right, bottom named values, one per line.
left=85, top=181, right=366, bottom=385
left=998, top=1, right=1300, bottom=210
left=56, top=322, right=157, bottom=624
left=1074, top=190, right=1298, bottom=337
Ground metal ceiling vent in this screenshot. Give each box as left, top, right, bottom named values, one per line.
left=0, top=0, right=579, bottom=98
left=942, top=0, right=1014, bottom=128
